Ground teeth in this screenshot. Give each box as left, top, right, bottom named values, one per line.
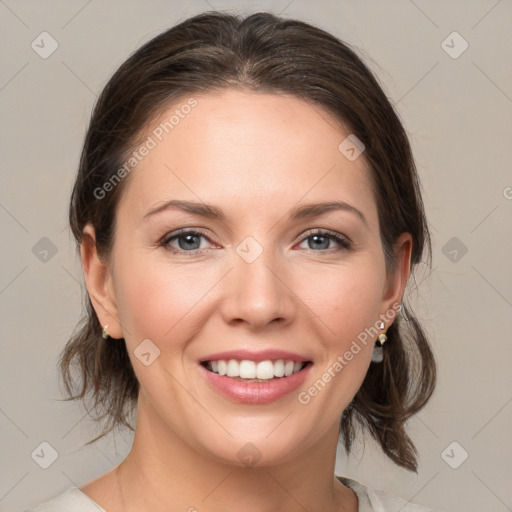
left=256, top=361, right=274, bottom=379
left=205, top=359, right=306, bottom=379
left=227, top=359, right=239, bottom=377
left=239, top=360, right=256, bottom=378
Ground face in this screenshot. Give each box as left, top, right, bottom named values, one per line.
left=84, top=89, right=410, bottom=466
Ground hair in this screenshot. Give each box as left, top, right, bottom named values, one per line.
left=60, top=10, right=436, bottom=472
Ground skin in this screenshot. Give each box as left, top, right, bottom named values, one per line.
left=80, top=89, right=412, bottom=511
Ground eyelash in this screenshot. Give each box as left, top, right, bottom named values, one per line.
left=159, top=228, right=352, bottom=256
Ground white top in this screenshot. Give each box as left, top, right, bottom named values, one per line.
left=24, top=477, right=435, bottom=511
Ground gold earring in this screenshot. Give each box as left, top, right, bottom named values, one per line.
left=377, top=321, right=387, bottom=345
left=102, top=324, right=110, bottom=339
left=372, top=322, right=387, bottom=363
left=377, top=332, right=388, bottom=345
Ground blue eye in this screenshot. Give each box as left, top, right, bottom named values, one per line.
left=161, top=229, right=212, bottom=253
left=160, top=228, right=352, bottom=255
left=299, top=230, right=352, bottom=252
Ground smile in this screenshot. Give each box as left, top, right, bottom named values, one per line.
left=199, top=359, right=313, bottom=404
left=202, top=359, right=310, bottom=381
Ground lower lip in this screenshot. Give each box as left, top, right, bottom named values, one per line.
left=199, top=363, right=312, bottom=404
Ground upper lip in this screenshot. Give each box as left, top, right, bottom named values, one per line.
left=199, top=349, right=312, bottom=363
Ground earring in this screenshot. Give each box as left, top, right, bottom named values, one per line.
left=371, top=322, right=387, bottom=363
left=102, top=324, right=110, bottom=339
left=377, top=333, right=387, bottom=345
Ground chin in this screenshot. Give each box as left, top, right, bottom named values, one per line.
left=193, top=429, right=311, bottom=468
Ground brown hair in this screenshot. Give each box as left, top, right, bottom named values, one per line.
left=61, top=11, right=436, bottom=472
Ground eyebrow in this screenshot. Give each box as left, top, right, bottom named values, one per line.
left=143, top=199, right=368, bottom=227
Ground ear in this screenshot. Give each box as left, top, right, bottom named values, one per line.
left=380, top=232, right=413, bottom=325
left=80, top=224, right=124, bottom=339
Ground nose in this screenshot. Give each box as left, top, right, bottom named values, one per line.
left=219, top=243, right=296, bottom=331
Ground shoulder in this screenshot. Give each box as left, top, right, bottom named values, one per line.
left=23, top=487, right=106, bottom=512
left=337, top=476, right=437, bottom=512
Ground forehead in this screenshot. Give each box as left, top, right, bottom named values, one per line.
left=118, top=89, right=376, bottom=223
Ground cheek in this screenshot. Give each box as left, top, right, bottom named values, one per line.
left=112, top=251, right=220, bottom=348
left=297, top=261, right=385, bottom=341
left=294, top=264, right=384, bottom=404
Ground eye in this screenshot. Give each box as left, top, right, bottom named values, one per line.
left=160, top=229, right=214, bottom=254
left=160, top=228, right=352, bottom=256
left=297, top=229, right=352, bottom=252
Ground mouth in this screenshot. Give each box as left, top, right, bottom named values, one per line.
left=200, top=359, right=313, bottom=383
left=199, top=358, right=313, bottom=404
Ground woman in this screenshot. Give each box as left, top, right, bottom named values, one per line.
left=27, top=11, right=436, bottom=512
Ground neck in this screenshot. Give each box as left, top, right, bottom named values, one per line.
left=115, top=396, right=357, bottom=512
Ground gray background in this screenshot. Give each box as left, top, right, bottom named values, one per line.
left=1, top=1, right=511, bottom=511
